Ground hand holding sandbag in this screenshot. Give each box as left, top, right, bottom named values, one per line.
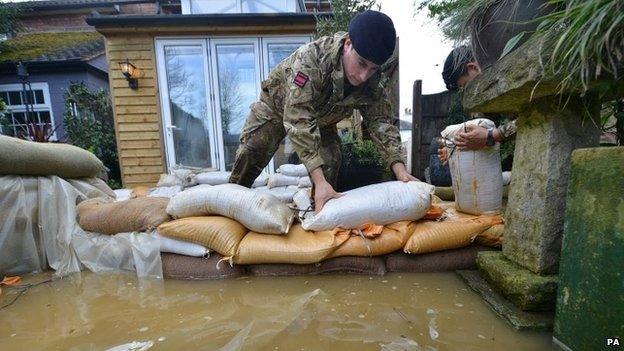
left=166, top=184, right=294, bottom=234
left=300, top=181, right=434, bottom=231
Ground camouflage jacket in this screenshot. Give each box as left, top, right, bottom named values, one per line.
left=250, top=32, right=404, bottom=172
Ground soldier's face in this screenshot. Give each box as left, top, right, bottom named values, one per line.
left=343, top=38, right=380, bottom=86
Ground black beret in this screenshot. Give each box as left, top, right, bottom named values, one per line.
left=442, top=46, right=474, bottom=91
left=348, top=10, right=396, bottom=66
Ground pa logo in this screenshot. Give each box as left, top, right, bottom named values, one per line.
left=607, top=337, right=621, bottom=347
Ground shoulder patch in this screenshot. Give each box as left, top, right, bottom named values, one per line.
left=293, top=72, right=309, bottom=88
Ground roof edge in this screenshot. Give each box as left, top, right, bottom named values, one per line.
left=85, top=12, right=332, bottom=28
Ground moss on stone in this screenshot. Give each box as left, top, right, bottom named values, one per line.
left=0, top=31, right=102, bottom=63
left=477, top=251, right=558, bottom=311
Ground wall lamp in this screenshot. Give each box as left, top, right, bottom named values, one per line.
left=118, top=58, right=142, bottom=89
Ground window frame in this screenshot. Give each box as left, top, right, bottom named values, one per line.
left=0, top=82, right=56, bottom=140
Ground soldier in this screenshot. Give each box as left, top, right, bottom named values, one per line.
left=441, top=46, right=517, bottom=151
left=229, top=10, right=419, bottom=211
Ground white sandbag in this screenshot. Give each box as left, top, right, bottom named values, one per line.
left=502, top=171, right=512, bottom=186
left=298, top=176, right=312, bottom=188
left=166, top=184, right=294, bottom=234
left=268, top=173, right=300, bottom=188
left=263, top=185, right=299, bottom=203
left=277, top=163, right=308, bottom=177
left=442, top=119, right=503, bottom=215
left=114, top=189, right=133, bottom=202
left=196, top=171, right=231, bottom=185
left=252, top=172, right=269, bottom=188
left=157, top=168, right=198, bottom=187
left=155, top=232, right=209, bottom=257
left=149, top=185, right=183, bottom=198
left=300, top=181, right=433, bottom=231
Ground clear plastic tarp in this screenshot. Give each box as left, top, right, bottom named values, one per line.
left=0, top=175, right=162, bottom=279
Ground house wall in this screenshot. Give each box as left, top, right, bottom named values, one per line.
left=0, top=70, right=109, bottom=140
left=99, top=25, right=315, bottom=188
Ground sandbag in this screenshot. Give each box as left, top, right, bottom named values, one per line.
left=77, top=197, right=171, bottom=235
left=167, top=184, right=294, bottom=234
left=0, top=135, right=104, bottom=178
left=441, top=119, right=503, bottom=215
left=247, top=256, right=386, bottom=276
left=434, top=186, right=455, bottom=201
left=386, top=244, right=495, bottom=272
left=259, top=185, right=299, bottom=203
left=328, top=221, right=416, bottom=258
left=475, top=223, right=504, bottom=248
left=157, top=216, right=247, bottom=257
left=114, top=189, right=132, bottom=202
left=155, top=232, right=209, bottom=257
left=157, top=169, right=198, bottom=187
left=404, top=216, right=502, bottom=254
left=196, top=171, right=231, bottom=185
left=300, top=181, right=433, bottom=231
left=502, top=171, right=512, bottom=186
left=298, top=176, right=312, bottom=188
left=149, top=185, right=183, bottom=198
left=234, top=225, right=348, bottom=265
left=161, top=252, right=245, bottom=280
left=267, top=173, right=299, bottom=188
left=131, top=186, right=151, bottom=198
left=252, top=173, right=269, bottom=188
left=277, top=163, right=308, bottom=177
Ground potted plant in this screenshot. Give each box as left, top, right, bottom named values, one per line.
left=337, top=132, right=389, bottom=191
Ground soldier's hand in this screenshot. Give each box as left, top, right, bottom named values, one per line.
left=438, top=147, right=449, bottom=165
left=455, top=124, right=487, bottom=150
left=314, top=181, right=342, bottom=213
left=391, top=162, right=420, bottom=182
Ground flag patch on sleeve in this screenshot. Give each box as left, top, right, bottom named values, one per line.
left=293, top=72, right=309, bottom=87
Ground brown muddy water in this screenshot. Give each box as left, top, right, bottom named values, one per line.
left=0, top=272, right=554, bottom=350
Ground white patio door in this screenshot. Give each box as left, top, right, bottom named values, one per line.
left=210, top=38, right=261, bottom=171
left=156, top=39, right=219, bottom=171
left=156, top=36, right=310, bottom=173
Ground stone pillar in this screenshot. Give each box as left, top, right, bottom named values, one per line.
left=503, top=96, right=600, bottom=274
left=553, top=147, right=624, bottom=350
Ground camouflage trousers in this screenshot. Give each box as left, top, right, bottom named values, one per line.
left=229, top=106, right=342, bottom=189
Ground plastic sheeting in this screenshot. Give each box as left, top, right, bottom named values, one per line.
left=0, top=175, right=162, bottom=278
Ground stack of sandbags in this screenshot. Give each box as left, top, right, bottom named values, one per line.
left=262, top=164, right=312, bottom=203
left=195, top=171, right=269, bottom=188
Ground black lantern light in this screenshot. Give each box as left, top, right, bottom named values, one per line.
left=118, top=58, right=142, bottom=89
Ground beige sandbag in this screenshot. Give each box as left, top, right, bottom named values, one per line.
left=404, top=216, right=502, bottom=254
left=234, top=225, right=348, bottom=265
left=475, top=223, right=504, bottom=248
left=328, top=221, right=416, bottom=258
left=131, top=186, right=151, bottom=198
left=77, top=197, right=171, bottom=235
left=157, top=216, right=247, bottom=257
left=167, top=184, right=294, bottom=234
left=0, top=135, right=104, bottom=178
left=267, top=173, right=299, bottom=188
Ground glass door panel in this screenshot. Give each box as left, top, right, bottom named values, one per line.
left=211, top=39, right=261, bottom=171
left=156, top=41, right=217, bottom=170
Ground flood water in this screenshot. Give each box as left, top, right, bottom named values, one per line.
left=0, top=272, right=554, bottom=350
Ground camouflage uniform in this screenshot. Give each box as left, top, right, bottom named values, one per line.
left=229, top=32, right=404, bottom=188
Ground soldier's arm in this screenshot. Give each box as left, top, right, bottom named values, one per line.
left=282, top=52, right=325, bottom=173
left=359, top=95, right=405, bottom=169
